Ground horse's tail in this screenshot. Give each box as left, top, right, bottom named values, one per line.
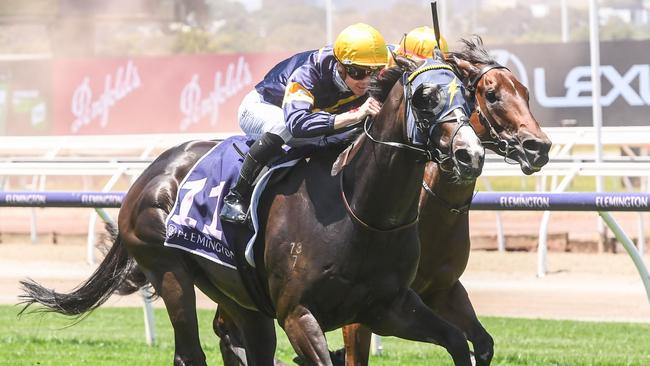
left=103, top=222, right=152, bottom=298
left=115, top=262, right=153, bottom=297
left=19, top=226, right=138, bottom=317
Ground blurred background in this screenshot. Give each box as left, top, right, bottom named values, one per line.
left=1, top=0, right=649, bottom=56
left=0, top=0, right=649, bottom=137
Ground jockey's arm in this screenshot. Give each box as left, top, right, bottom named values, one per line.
left=284, top=92, right=381, bottom=137
left=282, top=65, right=381, bottom=138
left=283, top=80, right=336, bottom=138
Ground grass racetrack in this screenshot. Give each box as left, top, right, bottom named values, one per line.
left=2, top=305, right=649, bottom=366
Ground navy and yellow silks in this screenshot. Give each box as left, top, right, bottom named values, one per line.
left=255, top=47, right=365, bottom=138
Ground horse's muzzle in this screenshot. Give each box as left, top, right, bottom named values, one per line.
left=453, top=146, right=484, bottom=180
left=518, top=134, right=552, bottom=175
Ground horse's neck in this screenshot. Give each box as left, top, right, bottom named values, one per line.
left=344, top=102, right=424, bottom=229
left=421, top=163, right=476, bottom=219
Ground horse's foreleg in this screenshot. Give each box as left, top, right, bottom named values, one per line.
left=342, top=324, right=371, bottom=366
left=280, top=305, right=333, bottom=366
left=426, top=281, right=494, bottom=366
left=364, top=289, right=472, bottom=366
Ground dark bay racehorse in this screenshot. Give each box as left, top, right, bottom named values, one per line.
left=20, top=58, right=485, bottom=366
left=340, top=37, right=552, bottom=366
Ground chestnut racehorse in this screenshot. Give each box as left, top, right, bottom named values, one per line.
left=340, top=37, right=552, bottom=366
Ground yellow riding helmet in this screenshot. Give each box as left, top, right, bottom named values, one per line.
left=334, top=23, right=389, bottom=67
left=396, top=26, right=449, bottom=60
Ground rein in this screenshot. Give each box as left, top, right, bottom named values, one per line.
left=338, top=116, right=422, bottom=232
left=340, top=170, right=419, bottom=232
left=362, top=116, right=433, bottom=161
left=421, top=180, right=475, bottom=215
left=340, top=114, right=466, bottom=231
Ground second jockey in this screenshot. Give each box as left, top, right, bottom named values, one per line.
left=390, top=26, right=449, bottom=64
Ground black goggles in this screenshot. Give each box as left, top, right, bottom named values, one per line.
left=344, top=65, right=382, bottom=80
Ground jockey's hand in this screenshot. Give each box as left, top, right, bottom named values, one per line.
left=333, top=97, right=383, bottom=130
left=357, top=97, right=382, bottom=119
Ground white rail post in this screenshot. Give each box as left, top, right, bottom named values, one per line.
left=638, top=214, right=645, bottom=256
left=370, top=333, right=383, bottom=356
left=30, top=208, right=38, bottom=244
left=87, top=166, right=126, bottom=265
left=141, top=285, right=156, bottom=346
left=325, top=0, right=333, bottom=45
left=589, top=0, right=606, bottom=252
left=480, top=176, right=506, bottom=251
left=537, top=168, right=579, bottom=277
left=598, top=211, right=650, bottom=304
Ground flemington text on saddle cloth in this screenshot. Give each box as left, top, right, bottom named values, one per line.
left=164, top=135, right=300, bottom=270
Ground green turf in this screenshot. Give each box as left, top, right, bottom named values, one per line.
left=1, top=305, right=648, bottom=365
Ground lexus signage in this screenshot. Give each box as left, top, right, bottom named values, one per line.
left=489, top=40, right=650, bottom=127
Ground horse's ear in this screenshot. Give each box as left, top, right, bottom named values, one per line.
left=447, top=54, right=479, bottom=81
left=393, top=55, right=419, bottom=71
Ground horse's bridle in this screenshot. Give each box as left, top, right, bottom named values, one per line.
left=340, top=65, right=471, bottom=231
left=362, top=112, right=467, bottom=169
left=463, top=63, right=519, bottom=163
left=417, top=63, right=512, bottom=213
left=421, top=179, right=476, bottom=215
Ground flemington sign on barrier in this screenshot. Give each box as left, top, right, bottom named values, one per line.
left=2, top=190, right=649, bottom=346
left=3, top=191, right=649, bottom=211
left=0, top=191, right=125, bottom=208
left=470, top=192, right=650, bottom=211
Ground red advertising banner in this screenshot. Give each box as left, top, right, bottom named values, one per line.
left=51, top=52, right=290, bottom=135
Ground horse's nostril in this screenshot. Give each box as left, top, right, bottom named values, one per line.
left=522, top=137, right=552, bottom=155
left=522, top=138, right=541, bottom=153
left=454, top=149, right=472, bottom=165
left=536, top=155, right=550, bottom=166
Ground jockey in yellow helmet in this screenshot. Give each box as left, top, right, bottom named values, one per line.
left=220, top=23, right=388, bottom=224
left=392, top=26, right=449, bottom=63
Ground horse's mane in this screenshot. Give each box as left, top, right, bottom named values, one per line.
left=369, top=56, right=418, bottom=103
left=447, top=35, right=495, bottom=65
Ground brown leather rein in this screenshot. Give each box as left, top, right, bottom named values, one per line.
left=337, top=138, right=419, bottom=233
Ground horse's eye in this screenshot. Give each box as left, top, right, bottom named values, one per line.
left=485, top=90, right=498, bottom=103
left=413, top=84, right=441, bottom=111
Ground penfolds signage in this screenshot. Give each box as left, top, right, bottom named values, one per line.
left=51, top=52, right=288, bottom=135
left=179, top=56, right=253, bottom=131
left=70, top=60, right=142, bottom=133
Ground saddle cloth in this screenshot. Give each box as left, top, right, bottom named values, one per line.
left=163, top=135, right=301, bottom=270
